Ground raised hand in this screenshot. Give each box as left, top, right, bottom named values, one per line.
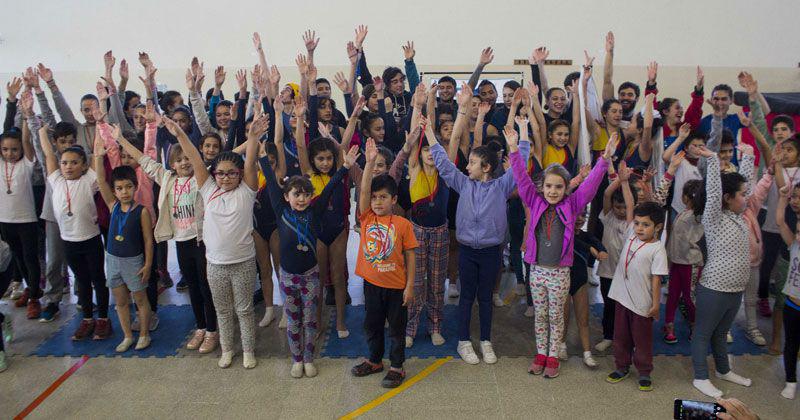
left=342, top=145, right=360, bottom=169
left=269, top=65, right=281, bottom=86
left=194, top=64, right=205, bottom=94
left=365, top=137, right=378, bottom=162
left=91, top=102, right=107, bottom=124
left=185, top=68, right=196, bottom=92
left=618, top=160, right=632, bottom=181
left=737, top=142, right=754, bottom=156
left=372, top=76, right=384, bottom=92
left=95, top=80, right=110, bottom=101
left=479, top=47, right=494, bottom=66
left=647, top=61, right=658, bottom=84
left=138, top=52, right=152, bottom=69
left=236, top=68, right=247, bottom=93
left=19, top=90, right=34, bottom=117
left=252, top=32, right=263, bottom=51
left=161, top=115, right=182, bottom=136
left=678, top=122, right=691, bottom=139
left=351, top=96, right=366, bottom=118
left=477, top=101, right=490, bottom=118
left=307, top=63, right=318, bottom=82
left=333, top=72, right=350, bottom=94
left=144, top=102, right=159, bottom=125
left=530, top=46, right=549, bottom=64
left=103, top=50, right=116, bottom=76
left=512, top=88, right=524, bottom=107
left=578, top=164, right=591, bottom=179
left=346, top=41, right=359, bottom=64
left=605, top=31, right=615, bottom=53
left=514, top=115, right=530, bottom=130
left=119, top=59, right=129, bottom=82
left=273, top=96, right=284, bottom=114
left=583, top=50, right=595, bottom=70
left=603, top=132, right=619, bottom=160
left=36, top=63, right=54, bottom=83
left=22, top=67, right=40, bottom=91
left=93, top=126, right=107, bottom=157
left=738, top=71, right=758, bottom=95
left=6, top=77, right=22, bottom=100
left=214, top=66, right=226, bottom=88
left=503, top=125, right=520, bottom=152
left=318, top=122, right=333, bottom=140
left=402, top=41, right=415, bottom=60
left=737, top=110, right=751, bottom=127
left=354, top=25, right=368, bottom=49
left=294, top=95, right=307, bottom=116
left=248, top=111, right=270, bottom=139
left=696, top=66, right=705, bottom=90
left=303, top=29, right=320, bottom=53
left=413, top=82, right=428, bottom=107
left=642, top=167, right=656, bottom=183
left=295, top=54, right=309, bottom=76
left=456, top=82, right=472, bottom=107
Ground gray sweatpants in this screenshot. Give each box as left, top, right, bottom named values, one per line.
left=42, top=220, right=68, bottom=305
left=207, top=258, right=257, bottom=353
left=691, top=284, right=743, bottom=379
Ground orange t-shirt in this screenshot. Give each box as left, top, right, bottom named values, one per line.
left=356, top=209, right=419, bottom=289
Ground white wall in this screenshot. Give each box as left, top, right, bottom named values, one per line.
left=2, top=0, right=799, bottom=111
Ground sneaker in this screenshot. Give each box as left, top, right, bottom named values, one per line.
left=26, top=299, right=42, bottom=319
left=528, top=354, right=546, bottom=375
left=381, top=369, right=406, bottom=388
left=693, top=379, right=723, bottom=398
left=14, top=288, right=29, bottom=308
left=480, top=341, right=497, bottom=364
left=187, top=329, right=206, bottom=350
left=524, top=306, right=535, bottom=318
left=606, top=370, right=629, bottom=383
left=116, top=337, right=134, bottom=353
left=324, top=285, right=336, bottom=306
left=595, top=339, right=613, bottom=352
left=218, top=351, right=233, bottom=369
left=757, top=298, right=772, bottom=317
left=242, top=351, right=256, bottom=369
left=199, top=332, right=218, bottom=353
left=259, top=307, right=275, bottom=327
left=514, top=283, right=526, bottom=296
left=149, top=313, right=159, bottom=331
left=135, top=335, right=151, bottom=350
left=0, top=351, right=6, bottom=372
left=638, top=377, right=653, bottom=391
left=663, top=324, right=678, bottom=344
left=72, top=319, right=95, bottom=341
left=493, top=293, right=504, bottom=307
left=582, top=351, right=598, bottom=368
left=337, top=329, right=350, bottom=339
left=304, top=362, right=317, bottom=378
left=557, top=342, right=568, bottom=361
left=2, top=315, right=12, bottom=343
left=158, top=271, right=174, bottom=288
left=543, top=357, right=560, bottom=378
left=93, top=318, right=112, bottom=340
left=726, top=331, right=733, bottom=344
left=291, top=362, right=304, bottom=378
left=39, top=303, right=60, bottom=323
left=8, top=282, right=23, bottom=300
left=351, top=360, right=384, bottom=377
left=431, top=332, right=445, bottom=346
left=781, top=382, right=797, bottom=400
left=457, top=341, right=480, bottom=365
left=405, top=336, right=413, bottom=348
left=745, top=329, right=766, bottom=346
left=176, top=279, right=189, bottom=291
left=447, top=284, right=459, bottom=298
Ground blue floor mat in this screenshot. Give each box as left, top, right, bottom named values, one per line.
left=589, top=303, right=766, bottom=356
left=32, top=304, right=196, bottom=358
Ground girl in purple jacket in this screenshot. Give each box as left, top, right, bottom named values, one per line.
left=508, top=126, right=619, bottom=379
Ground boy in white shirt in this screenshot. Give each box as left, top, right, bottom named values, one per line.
left=605, top=202, right=669, bottom=392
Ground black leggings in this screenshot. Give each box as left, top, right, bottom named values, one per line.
left=64, top=235, right=108, bottom=318
left=784, top=302, right=800, bottom=383
left=759, top=231, right=785, bottom=298
left=0, top=222, right=42, bottom=297
left=600, top=277, right=615, bottom=340
left=176, top=239, right=217, bottom=332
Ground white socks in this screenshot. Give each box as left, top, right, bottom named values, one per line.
left=337, top=329, right=350, bottom=339
left=595, top=339, right=613, bottom=352
left=304, top=362, right=318, bottom=378
left=291, top=362, right=304, bottom=378
left=781, top=382, right=797, bottom=399
left=405, top=336, right=413, bottom=348
left=243, top=351, right=257, bottom=369
left=715, top=370, right=752, bottom=387
left=693, top=379, right=723, bottom=398
left=431, top=332, right=445, bottom=346
left=258, top=307, right=274, bottom=327
left=218, top=351, right=233, bottom=369
left=583, top=351, right=597, bottom=368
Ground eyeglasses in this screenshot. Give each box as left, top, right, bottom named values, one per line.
left=214, top=170, right=241, bottom=179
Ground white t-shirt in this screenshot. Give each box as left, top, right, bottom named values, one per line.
left=200, top=177, right=256, bottom=264
left=596, top=210, right=632, bottom=279
left=169, top=176, right=199, bottom=242
left=784, top=242, right=800, bottom=301
left=671, top=159, right=702, bottom=214
left=763, top=166, right=800, bottom=234
left=0, top=157, right=38, bottom=223
left=48, top=169, right=100, bottom=242
left=609, top=228, right=669, bottom=317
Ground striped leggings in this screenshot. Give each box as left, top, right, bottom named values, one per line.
left=207, top=258, right=257, bottom=353
left=279, top=267, right=320, bottom=363
left=406, top=224, right=449, bottom=337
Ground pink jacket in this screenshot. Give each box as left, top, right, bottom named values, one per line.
left=98, top=121, right=158, bottom=219
left=743, top=171, right=771, bottom=267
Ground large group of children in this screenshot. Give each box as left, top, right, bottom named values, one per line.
left=0, top=26, right=798, bottom=399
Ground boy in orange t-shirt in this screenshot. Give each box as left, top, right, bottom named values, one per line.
left=351, top=139, right=418, bottom=389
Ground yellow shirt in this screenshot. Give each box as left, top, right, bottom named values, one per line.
left=543, top=144, right=567, bottom=168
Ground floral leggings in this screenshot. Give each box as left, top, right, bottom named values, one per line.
left=279, top=267, right=320, bottom=363
left=530, top=265, right=571, bottom=357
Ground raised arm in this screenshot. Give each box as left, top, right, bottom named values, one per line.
left=243, top=111, right=267, bottom=191
left=402, top=41, right=420, bottom=94
left=530, top=47, right=550, bottom=98
left=449, top=82, right=473, bottom=162
left=638, top=93, right=655, bottom=162
left=37, top=64, right=78, bottom=126
left=663, top=123, right=691, bottom=163
left=699, top=147, right=721, bottom=228
left=37, top=124, right=58, bottom=176
left=602, top=31, right=615, bottom=101
left=93, top=130, right=116, bottom=209
left=618, top=162, right=635, bottom=223
left=164, top=115, right=208, bottom=186
left=293, top=97, right=312, bottom=175
left=359, top=139, right=380, bottom=214
left=776, top=186, right=796, bottom=246
left=467, top=47, right=493, bottom=90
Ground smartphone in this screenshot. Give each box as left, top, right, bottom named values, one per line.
left=674, top=399, right=726, bottom=419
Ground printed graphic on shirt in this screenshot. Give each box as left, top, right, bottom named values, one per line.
left=363, top=220, right=397, bottom=271
left=172, top=179, right=197, bottom=230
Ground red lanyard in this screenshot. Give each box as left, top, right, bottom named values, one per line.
left=64, top=179, right=74, bottom=216
left=4, top=160, right=16, bottom=194
left=172, top=177, right=193, bottom=217
left=208, top=187, right=230, bottom=204
left=623, top=236, right=649, bottom=280
left=544, top=207, right=557, bottom=241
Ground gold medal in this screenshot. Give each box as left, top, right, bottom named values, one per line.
left=115, top=235, right=124, bottom=241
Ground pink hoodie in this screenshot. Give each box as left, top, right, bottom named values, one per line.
left=98, top=121, right=157, bottom=219
left=743, top=172, right=771, bottom=267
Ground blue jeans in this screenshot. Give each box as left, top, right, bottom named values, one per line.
left=458, top=244, right=501, bottom=341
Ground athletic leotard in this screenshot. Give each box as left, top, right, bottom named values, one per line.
left=409, top=169, right=449, bottom=227
left=310, top=171, right=350, bottom=246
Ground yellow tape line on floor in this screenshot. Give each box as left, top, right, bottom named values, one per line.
left=339, top=356, right=453, bottom=419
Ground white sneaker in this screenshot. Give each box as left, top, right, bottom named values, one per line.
left=693, top=379, right=723, bottom=398
left=726, top=331, right=733, bottom=343
left=457, top=341, right=479, bottom=365
left=493, top=293, right=504, bottom=307
left=524, top=306, right=534, bottom=318
left=258, top=307, right=275, bottom=327
left=781, top=382, right=797, bottom=399
left=149, top=312, right=159, bottom=332
left=431, top=333, right=445, bottom=346
left=715, top=370, right=751, bottom=387
left=582, top=351, right=597, bottom=368
left=745, top=329, right=766, bottom=346
left=595, top=339, right=613, bottom=352
left=337, top=330, right=350, bottom=339
left=304, top=362, right=317, bottom=378
left=448, top=284, right=460, bottom=298
left=514, top=283, right=526, bottom=296
left=115, top=337, right=134, bottom=353
left=479, top=341, right=497, bottom=364
left=557, top=342, right=568, bottom=361
left=405, top=336, right=413, bottom=348
left=218, top=351, right=233, bottom=369
left=290, top=362, right=304, bottom=378
left=278, top=312, right=287, bottom=329
left=243, top=351, right=257, bottom=369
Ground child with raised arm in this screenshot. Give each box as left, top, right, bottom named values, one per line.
left=93, top=130, right=153, bottom=352
left=509, top=124, right=618, bottom=379
left=775, top=184, right=800, bottom=400
left=605, top=202, right=668, bottom=392
left=166, top=109, right=264, bottom=369
left=351, top=139, right=418, bottom=389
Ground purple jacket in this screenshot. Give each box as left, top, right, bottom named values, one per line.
left=510, top=144, right=609, bottom=267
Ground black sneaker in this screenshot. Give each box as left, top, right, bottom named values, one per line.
left=605, top=370, right=629, bottom=384
left=351, top=360, right=384, bottom=377
left=381, top=369, right=406, bottom=388
left=39, top=303, right=60, bottom=323
left=176, top=279, right=189, bottom=292
left=638, top=377, right=653, bottom=391
left=325, top=286, right=336, bottom=306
